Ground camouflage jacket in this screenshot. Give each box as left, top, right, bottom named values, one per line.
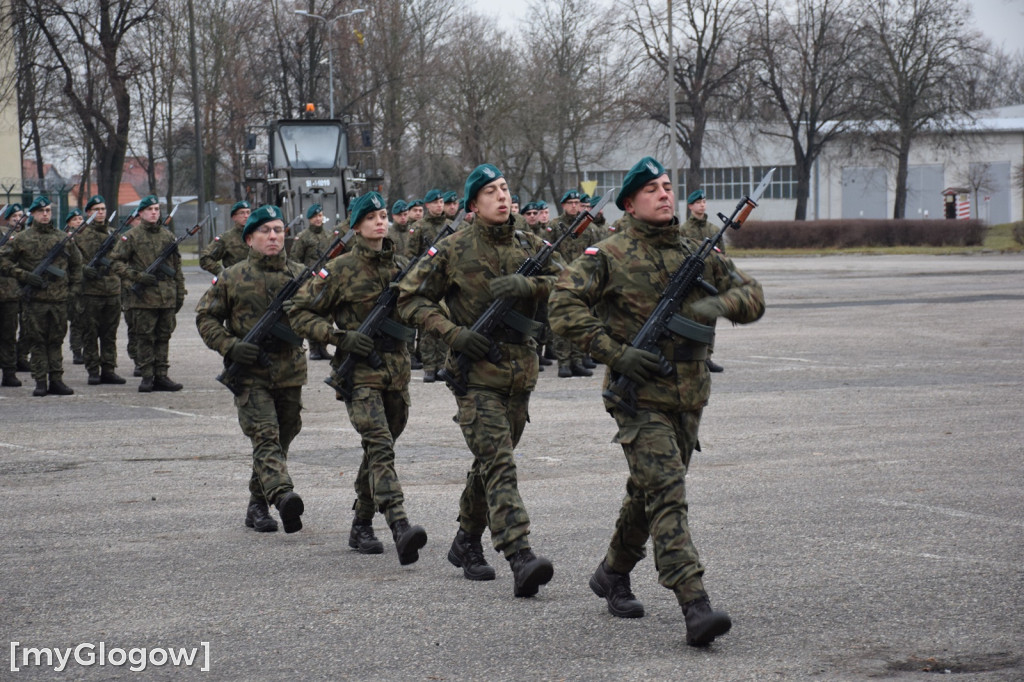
left=388, top=222, right=410, bottom=256
left=75, top=220, right=122, bottom=297
left=110, top=220, right=186, bottom=310
left=405, top=212, right=449, bottom=259
left=200, top=224, right=247, bottom=275
left=0, top=220, right=82, bottom=303
left=289, top=236, right=411, bottom=393
left=195, top=250, right=307, bottom=389
left=682, top=214, right=717, bottom=244
left=290, top=224, right=338, bottom=268
left=396, top=217, right=564, bottom=394
left=547, top=213, right=602, bottom=263
left=548, top=213, right=765, bottom=413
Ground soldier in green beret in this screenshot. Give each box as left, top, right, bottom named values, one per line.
left=0, top=203, right=27, bottom=386
left=549, top=156, right=765, bottom=647
left=388, top=200, right=410, bottom=257
left=0, top=196, right=82, bottom=395
left=510, top=194, right=520, bottom=215
left=200, top=200, right=251, bottom=276
left=65, top=210, right=87, bottom=366
left=547, top=190, right=594, bottom=378
left=442, top=191, right=459, bottom=221
left=110, top=195, right=186, bottom=392
left=682, top=189, right=724, bottom=373
left=405, top=188, right=453, bottom=383
left=397, top=163, right=558, bottom=598
left=196, top=204, right=307, bottom=534
left=119, top=210, right=142, bottom=376
left=76, top=195, right=126, bottom=385
left=291, top=203, right=338, bottom=361
left=406, top=199, right=424, bottom=223
left=290, top=191, right=428, bottom=563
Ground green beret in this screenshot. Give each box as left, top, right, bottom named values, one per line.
left=242, top=204, right=284, bottom=240
left=589, top=195, right=601, bottom=208
left=511, top=194, right=520, bottom=204
left=463, top=164, right=503, bottom=205
left=138, top=194, right=159, bottom=210
left=391, top=200, right=407, bottom=214
left=306, top=203, right=323, bottom=220
left=349, top=191, right=386, bottom=228
left=28, top=196, right=51, bottom=213
left=580, top=194, right=590, bottom=204
left=65, top=208, right=83, bottom=223
left=536, top=200, right=548, bottom=210
left=458, top=198, right=466, bottom=211
left=423, top=189, right=443, bottom=203
left=616, top=156, right=666, bottom=210
left=521, top=202, right=536, bottom=213
left=442, top=191, right=457, bottom=203
left=560, top=190, right=581, bottom=204
left=231, top=200, right=251, bottom=216
left=408, top=199, right=424, bottom=208
left=85, top=195, right=105, bottom=211
left=3, top=203, right=23, bottom=220
left=687, top=189, right=705, bottom=204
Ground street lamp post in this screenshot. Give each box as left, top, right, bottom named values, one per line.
left=294, top=8, right=366, bottom=119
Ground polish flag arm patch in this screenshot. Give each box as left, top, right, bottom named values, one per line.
left=427, top=246, right=438, bottom=257
left=317, top=267, right=329, bottom=279
left=584, top=246, right=600, bottom=256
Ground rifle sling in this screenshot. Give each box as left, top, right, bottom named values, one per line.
left=666, top=314, right=716, bottom=345
left=378, top=317, right=416, bottom=343
left=269, top=320, right=304, bottom=347
left=500, top=309, right=544, bottom=340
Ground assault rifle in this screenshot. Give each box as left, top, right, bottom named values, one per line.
left=21, top=212, right=97, bottom=301
left=602, top=168, right=775, bottom=417
left=216, top=228, right=355, bottom=396
left=85, top=211, right=137, bottom=273
left=438, top=192, right=615, bottom=396
left=0, top=226, right=14, bottom=249
left=130, top=214, right=210, bottom=296
left=325, top=210, right=463, bottom=401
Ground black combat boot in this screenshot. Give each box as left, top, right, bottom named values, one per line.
left=557, top=365, right=572, bottom=378
left=88, top=372, right=102, bottom=385
left=48, top=377, right=74, bottom=395
left=682, top=596, right=732, bottom=646
left=537, top=348, right=553, bottom=366
left=349, top=518, right=384, bottom=554
left=133, top=367, right=143, bottom=377
left=32, top=380, right=48, bottom=397
left=589, top=560, right=644, bottom=618
left=410, top=355, right=423, bottom=370
left=390, top=519, right=427, bottom=565
left=100, top=370, right=126, bottom=384
left=17, top=358, right=30, bottom=372
left=582, top=355, right=597, bottom=369
left=244, top=500, right=278, bottom=533
left=1, top=369, right=21, bottom=387
left=72, top=349, right=85, bottom=365
left=508, top=548, right=553, bottom=598
left=447, top=528, right=496, bottom=581
left=422, top=369, right=436, bottom=383
left=138, top=377, right=154, bottom=392
left=275, top=491, right=304, bottom=533
left=705, top=358, right=724, bottom=373
left=570, top=361, right=593, bottom=377
left=153, top=375, right=183, bottom=391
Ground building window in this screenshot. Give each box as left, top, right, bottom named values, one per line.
left=753, top=165, right=796, bottom=199
left=590, top=170, right=625, bottom=199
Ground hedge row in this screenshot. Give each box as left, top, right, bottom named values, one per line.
left=726, top=219, right=988, bottom=249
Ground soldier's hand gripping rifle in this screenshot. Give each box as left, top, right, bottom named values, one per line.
left=21, top=212, right=97, bottom=301
left=602, top=168, right=775, bottom=417
left=129, top=211, right=208, bottom=296
left=438, top=191, right=615, bottom=397
left=85, top=210, right=137, bottom=272
left=216, top=228, right=355, bottom=396
left=325, top=211, right=464, bottom=401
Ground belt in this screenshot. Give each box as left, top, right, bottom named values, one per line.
left=660, top=342, right=708, bottom=362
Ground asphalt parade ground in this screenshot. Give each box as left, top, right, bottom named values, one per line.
left=1, top=254, right=1022, bottom=680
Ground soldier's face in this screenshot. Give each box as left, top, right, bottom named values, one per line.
left=688, top=198, right=707, bottom=219
left=393, top=211, right=408, bottom=225
left=426, top=198, right=444, bottom=217
left=523, top=209, right=538, bottom=225
left=626, top=174, right=675, bottom=226
left=89, top=204, right=107, bottom=222
left=409, top=206, right=423, bottom=220
left=510, top=202, right=519, bottom=214
left=562, top=198, right=581, bottom=217
left=539, top=208, right=549, bottom=221
left=247, top=219, right=285, bottom=256
left=233, top=209, right=251, bottom=226
left=33, top=206, right=52, bottom=223
left=66, top=215, right=84, bottom=229
left=356, top=208, right=389, bottom=244
left=309, top=212, right=324, bottom=227
left=470, top=179, right=510, bottom=224
left=7, top=211, right=23, bottom=225
left=140, top=205, right=161, bottom=222
left=444, top=202, right=457, bottom=216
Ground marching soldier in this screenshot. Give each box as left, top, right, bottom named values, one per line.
left=548, top=190, right=593, bottom=378
left=289, top=191, right=428, bottom=565
left=442, top=191, right=459, bottom=221
left=0, top=204, right=25, bottom=386
left=405, top=189, right=451, bottom=382
left=549, top=156, right=765, bottom=646
left=76, top=195, right=126, bottom=385
left=195, top=205, right=307, bottom=534
left=110, top=195, right=186, bottom=392
left=406, top=199, right=424, bottom=223
left=65, top=209, right=86, bottom=365
left=290, top=203, right=338, bottom=361
left=200, top=200, right=251, bottom=276
left=388, top=199, right=410, bottom=256
left=0, top=196, right=82, bottom=396
left=397, top=163, right=558, bottom=599
left=682, top=189, right=724, bottom=373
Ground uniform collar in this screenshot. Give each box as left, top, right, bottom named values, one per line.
left=475, top=216, right=516, bottom=242
left=623, top=213, right=682, bottom=248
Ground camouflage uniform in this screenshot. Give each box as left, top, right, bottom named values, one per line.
left=195, top=249, right=307, bottom=507
left=110, top=219, right=186, bottom=381
left=548, top=212, right=765, bottom=605
left=0, top=231, right=20, bottom=380
left=290, top=221, right=339, bottom=359
left=547, top=212, right=597, bottom=372
left=388, top=221, right=409, bottom=256
left=681, top=213, right=717, bottom=245
left=396, top=216, right=562, bottom=557
left=289, top=236, right=415, bottom=525
left=0, top=219, right=83, bottom=383
left=75, top=218, right=123, bottom=377
left=405, top=212, right=452, bottom=375
left=199, top=224, right=248, bottom=276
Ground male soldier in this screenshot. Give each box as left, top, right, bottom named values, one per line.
left=548, top=190, right=593, bottom=378
left=0, top=204, right=26, bottom=386
left=442, top=191, right=459, bottom=220
left=195, top=205, right=306, bottom=534
left=549, top=157, right=765, bottom=647
left=290, top=191, right=428, bottom=564
left=682, top=189, right=724, bottom=373
left=405, top=188, right=450, bottom=382
left=388, top=199, right=410, bottom=256
left=510, top=194, right=520, bottom=215
left=110, top=195, right=186, bottom=392
left=397, top=163, right=557, bottom=598
left=536, top=201, right=550, bottom=232
left=76, top=195, right=126, bottom=385
left=290, top=203, right=338, bottom=361
left=64, top=209, right=86, bottom=365
left=0, top=196, right=82, bottom=396
left=521, top=202, right=541, bottom=236
left=406, top=199, right=424, bottom=223
left=120, top=211, right=142, bottom=376
left=200, top=200, right=251, bottom=276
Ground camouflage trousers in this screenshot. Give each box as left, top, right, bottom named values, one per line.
left=605, top=407, right=707, bottom=606
left=67, top=296, right=83, bottom=355
left=79, top=294, right=121, bottom=374
left=21, top=301, right=68, bottom=382
left=235, top=385, right=302, bottom=506
left=132, top=308, right=176, bottom=378
left=553, top=333, right=584, bottom=368
left=454, top=388, right=532, bottom=557
left=419, top=329, right=447, bottom=372
left=0, top=299, right=17, bottom=370
left=345, top=386, right=410, bottom=525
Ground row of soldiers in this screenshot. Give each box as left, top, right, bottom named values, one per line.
left=193, top=156, right=764, bottom=649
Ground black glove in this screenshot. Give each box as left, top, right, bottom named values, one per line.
left=136, top=272, right=158, bottom=286
left=228, top=340, right=260, bottom=364
left=449, top=327, right=491, bottom=360
left=334, top=330, right=374, bottom=356
left=488, top=274, right=535, bottom=300
left=175, top=297, right=185, bottom=313
left=83, top=265, right=100, bottom=280
left=21, top=271, right=46, bottom=288
left=612, top=346, right=662, bottom=385
left=688, top=296, right=728, bottom=321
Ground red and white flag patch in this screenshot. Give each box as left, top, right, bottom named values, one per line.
left=317, top=267, right=329, bottom=279
left=427, top=246, right=438, bottom=257
left=584, top=246, right=600, bottom=256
